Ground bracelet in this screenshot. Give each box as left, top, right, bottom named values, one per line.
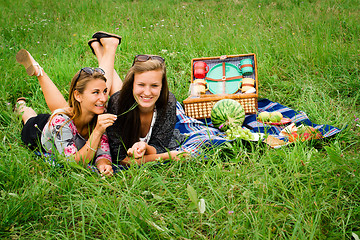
left=86, top=143, right=97, bottom=152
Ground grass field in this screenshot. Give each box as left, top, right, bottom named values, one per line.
left=1, top=0, right=359, bottom=239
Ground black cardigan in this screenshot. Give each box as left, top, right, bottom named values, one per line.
left=106, top=91, right=185, bottom=163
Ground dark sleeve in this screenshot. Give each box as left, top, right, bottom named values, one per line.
left=106, top=91, right=127, bottom=162
left=148, top=92, right=177, bottom=153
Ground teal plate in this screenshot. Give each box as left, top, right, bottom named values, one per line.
left=206, top=63, right=242, bottom=94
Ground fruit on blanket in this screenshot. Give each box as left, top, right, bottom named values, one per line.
left=271, top=111, right=283, bottom=120
left=269, top=114, right=281, bottom=123
left=288, top=132, right=299, bottom=142
left=211, top=99, right=245, bottom=131
left=297, top=125, right=322, bottom=141
left=225, top=127, right=254, bottom=141
left=257, top=111, right=270, bottom=122
left=281, top=123, right=323, bottom=142
left=258, top=111, right=283, bottom=123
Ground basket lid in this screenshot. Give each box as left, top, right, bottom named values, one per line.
left=205, top=63, right=242, bottom=94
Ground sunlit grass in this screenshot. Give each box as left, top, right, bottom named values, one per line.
left=1, top=0, right=359, bottom=239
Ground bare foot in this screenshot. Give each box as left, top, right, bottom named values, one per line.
left=99, top=37, right=120, bottom=51
left=90, top=40, right=104, bottom=59
left=16, top=49, right=43, bottom=76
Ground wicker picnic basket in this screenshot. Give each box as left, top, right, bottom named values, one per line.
left=183, top=53, right=259, bottom=119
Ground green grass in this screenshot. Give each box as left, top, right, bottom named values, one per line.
left=1, top=0, right=359, bottom=239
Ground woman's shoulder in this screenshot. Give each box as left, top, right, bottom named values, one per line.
left=167, top=92, right=177, bottom=109
left=155, top=92, right=176, bottom=120
left=165, top=92, right=176, bottom=108
left=168, top=92, right=176, bottom=101
left=48, top=109, right=72, bottom=125
left=51, top=108, right=71, bottom=118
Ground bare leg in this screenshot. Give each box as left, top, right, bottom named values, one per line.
left=16, top=49, right=68, bottom=112
left=90, top=40, right=122, bottom=95
left=110, top=68, right=123, bottom=94
left=14, top=99, right=37, bottom=125
left=37, top=72, right=68, bottom=111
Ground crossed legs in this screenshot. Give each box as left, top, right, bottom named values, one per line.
left=90, top=38, right=122, bottom=95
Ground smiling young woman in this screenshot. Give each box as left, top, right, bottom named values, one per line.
left=15, top=50, right=117, bottom=176
left=106, top=56, right=186, bottom=165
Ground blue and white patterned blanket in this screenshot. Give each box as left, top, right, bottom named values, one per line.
left=175, top=98, right=342, bottom=155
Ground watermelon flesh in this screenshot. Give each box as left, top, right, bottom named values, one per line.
left=211, top=99, right=245, bottom=131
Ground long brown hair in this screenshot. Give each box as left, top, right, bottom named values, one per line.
left=116, top=59, right=169, bottom=149
left=50, top=68, right=107, bottom=131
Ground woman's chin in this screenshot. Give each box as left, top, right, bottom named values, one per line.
left=138, top=103, right=155, bottom=111
left=94, top=107, right=105, bottom=114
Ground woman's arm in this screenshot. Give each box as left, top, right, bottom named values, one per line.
left=93, top=134, right=113, bottom=176
left=73, top=114, right=117, bottom=165
left=43, top=113, right=116, bottom=166
left=119, top=150, right=183, bottom=166
left=73, top=128, right=102, bottom=165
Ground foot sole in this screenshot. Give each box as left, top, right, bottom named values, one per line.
left=16, top=49, right=36, bottom=76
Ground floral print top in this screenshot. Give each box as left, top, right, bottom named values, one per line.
left=41, top=109, right=111, bottom=164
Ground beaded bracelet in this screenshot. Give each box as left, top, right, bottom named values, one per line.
left=86, top=143, right=97, bottom=152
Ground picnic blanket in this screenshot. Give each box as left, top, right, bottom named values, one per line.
left=175, top=98, right=342, bottom=154
left=243, top=98, right=341, bottom=138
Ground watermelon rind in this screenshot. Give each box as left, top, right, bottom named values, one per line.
left=211, top=99, right=245, bottom=131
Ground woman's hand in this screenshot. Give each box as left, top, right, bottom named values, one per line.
left=127, top=141, right=147, bottom=159
left=94, top=114, right=117, bottom=134
left=169, top=151, right=188, bottom=160
left=96, top=158, right=113, bottom=177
